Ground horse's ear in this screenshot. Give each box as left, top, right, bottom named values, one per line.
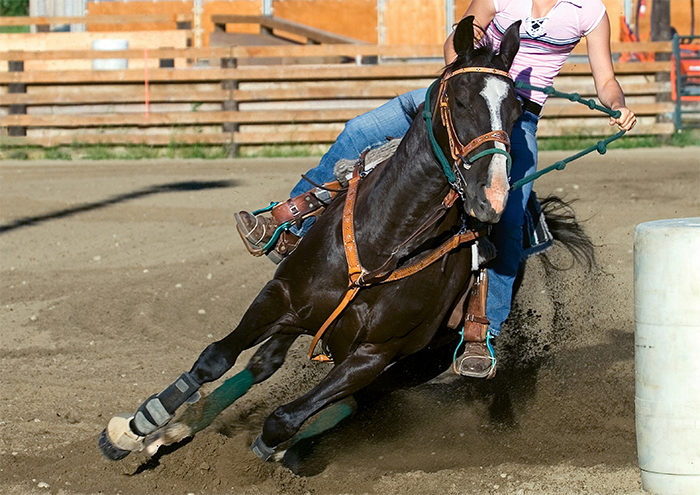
left=499, top=20, right=521, bottom=70
left=453, top=15, right=475, bottom=56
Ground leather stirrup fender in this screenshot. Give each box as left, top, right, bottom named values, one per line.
left=271, top=181, right=341, bottom=227
left=462, top=268, right=489, bottom=342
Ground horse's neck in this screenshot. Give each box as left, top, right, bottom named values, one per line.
left=356, top=117, right=455, bottom=245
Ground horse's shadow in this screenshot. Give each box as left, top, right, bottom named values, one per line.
left=0, top=179, right=238, bottom=234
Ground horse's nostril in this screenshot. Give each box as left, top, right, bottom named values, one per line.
left=483, top=187, right=508, bottom=216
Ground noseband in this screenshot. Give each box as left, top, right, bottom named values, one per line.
left=423, top=66, right=514, bottom=197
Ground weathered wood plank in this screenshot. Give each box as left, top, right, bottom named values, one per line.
left=0, top=14, right=176, bottom=26
left=211, top=15, right=363, bottom=44
left=0, top=41, right=672, bottom=63
left=0, top=80, right=669, bottom=106
left=0, top=108, right=373, bottom=127
left=0, top=120, right=672, bottom=148
left=0, top=64, right=444, bottom=83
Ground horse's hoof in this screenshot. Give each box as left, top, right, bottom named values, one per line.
left=250, top=435, right=276, bottom=461
left=98, top=429, right=131, bottom=461
left=98, top=414, right=144, bottom=460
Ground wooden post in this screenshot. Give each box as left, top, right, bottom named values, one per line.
left=221, top=54, right=238, bottom=157
left=8, top=61, right=26, bottom=137
left=651, top=0, right=672, bottom=125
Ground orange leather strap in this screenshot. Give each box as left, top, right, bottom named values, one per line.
left=308, top=170, right=483, bottom=362
left=382, top=229, right=485, bottom=283
left=342, top=174, right=365, bottom=285
left=309, top=172, right=364, bottom=361
left=308, top=286, right=360, bottom=361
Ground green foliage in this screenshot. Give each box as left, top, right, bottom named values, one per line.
left=0, top=0, right=29, bottom=17
left=670, top=129, right=700, bottom=147
left=44, top=147, right=72, bottom=160
left=0, top=133, right=697, bottom=161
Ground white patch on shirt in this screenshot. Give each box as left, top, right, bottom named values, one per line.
left=479, top=77, right=510, bottom=188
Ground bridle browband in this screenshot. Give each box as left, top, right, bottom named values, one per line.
left=424, top=66, right=514, bottom=198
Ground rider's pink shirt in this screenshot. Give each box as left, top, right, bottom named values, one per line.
left=486, top=0, right=606, bottom=105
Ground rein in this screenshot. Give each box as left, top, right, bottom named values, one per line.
left=509, top=81, right=627, bottom=190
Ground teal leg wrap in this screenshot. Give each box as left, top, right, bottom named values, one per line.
left=185, top=369, right=254, bottom=434
left=290, top=399, right=356, bottom=446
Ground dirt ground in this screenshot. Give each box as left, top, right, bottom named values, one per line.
left=1, top=147, right=698, bottom=495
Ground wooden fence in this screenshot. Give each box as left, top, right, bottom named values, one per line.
left=0, top=38, right=675, bottom=150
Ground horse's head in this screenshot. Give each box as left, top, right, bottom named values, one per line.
left=434, top=16, right=521, bottom=223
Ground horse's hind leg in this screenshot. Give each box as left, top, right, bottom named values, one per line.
left=252, top=342, right=398, bottom=460
left=99, top=279, right=297, bottom=460
left=143, top=334, right=299, bottom=456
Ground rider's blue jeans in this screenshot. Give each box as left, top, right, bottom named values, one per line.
left=286, top=88, right=539, bottom=336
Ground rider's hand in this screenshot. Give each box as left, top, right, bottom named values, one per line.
left=610, top=106, right=637, bottom=131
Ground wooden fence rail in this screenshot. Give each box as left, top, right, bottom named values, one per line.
left=0, top=41, right=675, bottom=149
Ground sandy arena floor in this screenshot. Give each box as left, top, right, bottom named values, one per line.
left=1, top=147, right=698, bottom=495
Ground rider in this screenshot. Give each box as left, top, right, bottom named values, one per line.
left=234, top=0, right=637, bottom=378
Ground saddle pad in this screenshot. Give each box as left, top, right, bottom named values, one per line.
left=334, top=138, right=403, bottom=186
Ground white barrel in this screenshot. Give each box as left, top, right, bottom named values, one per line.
left=635, top=218, right=700, bottom=495
left=92, top=39, right=129, bottom=70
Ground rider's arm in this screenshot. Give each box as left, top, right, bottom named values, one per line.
left=586, top=13, right=637, bottom=131
left=444, top=0, right=497, bottom=64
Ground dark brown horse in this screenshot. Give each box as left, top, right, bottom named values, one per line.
left=98, top=17, right=559, bottom=463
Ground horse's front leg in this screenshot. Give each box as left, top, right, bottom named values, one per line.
left=251, top=341, right=399, bottom=461
left=141, top=333, right=299, bottom=456
left=99, top=279, right=297, bottom=460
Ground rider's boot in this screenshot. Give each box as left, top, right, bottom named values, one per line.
left=234, top=184, right=338, bottom=262
left=453, top=269, right=497, bottom=379
left=234, top=211, right=301, bottom=264
left=234, top=211, right=279, bottom=256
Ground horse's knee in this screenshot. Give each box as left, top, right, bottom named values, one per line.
left=246, top=334, right=297, bottom=384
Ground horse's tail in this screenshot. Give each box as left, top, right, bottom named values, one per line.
left=540, top=196, right=596, bottom=271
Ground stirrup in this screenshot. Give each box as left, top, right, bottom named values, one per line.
left=453, top=332, right=497, bottom=379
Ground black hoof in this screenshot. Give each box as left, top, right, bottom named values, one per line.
left=98, top=428, right=131, bottom=461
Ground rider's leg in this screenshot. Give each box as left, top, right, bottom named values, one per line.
left=234, top=89, right=427, bottom=257
left=457, top=110, right=540, bottom=378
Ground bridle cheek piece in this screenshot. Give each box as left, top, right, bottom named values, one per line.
left=437, top=67, right=513, bottom=175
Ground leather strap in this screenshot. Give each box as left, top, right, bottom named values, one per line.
left=382, top=229, right=483, bottom=283
left=271, top=181, right=341, bottom=226
left=462, top=269, right=489, bottom=342
left=308, top=171, right=484, bottom=361
left=308, top=286, right=360, bottom=361
left=342, top=173, right=365, bottom=285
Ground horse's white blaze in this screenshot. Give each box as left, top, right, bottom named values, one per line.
left=479, top=76, right=510, bottom=214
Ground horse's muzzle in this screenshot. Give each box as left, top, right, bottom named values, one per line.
left=470, top=190, right=508, bottom=223
left=468, top=172, right=509, bottom=223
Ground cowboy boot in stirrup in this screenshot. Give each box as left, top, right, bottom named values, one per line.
left=234, top=184, right=336, bottom=259
left=453, top=269, right=497, bottom=379
left=234, top=211, right=279, bottom=256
